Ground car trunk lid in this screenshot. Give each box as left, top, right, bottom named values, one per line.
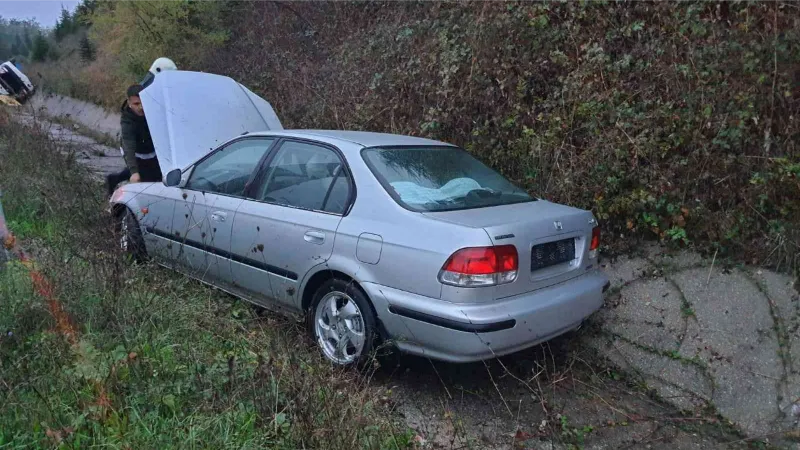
left=423, top=200, right=596, bottom=299
left=140, top=70, right=283, bottom=174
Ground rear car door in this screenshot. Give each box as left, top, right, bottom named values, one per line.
left=230, top=139, right=353, bottom=310
left=170, top=137, right=276, bottom=285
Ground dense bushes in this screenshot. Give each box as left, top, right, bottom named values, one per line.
left=40, top=1, right=800, bottom=270
left=210, top=1, right=799, bottom=268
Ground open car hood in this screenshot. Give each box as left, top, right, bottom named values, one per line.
left=140, top=70, right=283, bottom=174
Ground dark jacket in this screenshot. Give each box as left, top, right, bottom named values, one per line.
left=120, top=100, right=155, bottom=174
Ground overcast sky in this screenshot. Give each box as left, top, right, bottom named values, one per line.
left=0, top=1, right=80, bottom=27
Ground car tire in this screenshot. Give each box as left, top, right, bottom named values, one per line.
left=117, top=207, right=146, bottom=262
left=307, top=278, right=378, bottom=368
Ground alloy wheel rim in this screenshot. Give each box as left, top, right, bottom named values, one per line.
left=314, top=291, right=366, bottom=365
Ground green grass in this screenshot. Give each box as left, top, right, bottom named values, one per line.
left=6, top=202, right=60, bottom=242
left=1, top=266, right=412, bottom=449
left=0, top=112, right=413, bottom=449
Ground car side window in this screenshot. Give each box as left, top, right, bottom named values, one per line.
left=255, top=140, right=350, bottom=214
left=186, top=138, right=274, bottom=197
left=321, top=170, right=350, bottom=214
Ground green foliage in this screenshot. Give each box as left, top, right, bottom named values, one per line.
left=54, top=6, right=76, bottom=41
left=0, top=17, right=41, bottom=60
left=79, top=34, right=96, bottom=62
left=211, top=1, right=798, bottom=268
left=29, top=32, right=49, bottom=62
left=74, top=0, right=100, bottom=27
left=30, top=1, right=800, bottom=270
left=89, top=0, right=230, bottom=80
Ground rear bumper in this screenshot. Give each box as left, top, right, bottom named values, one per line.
left=364, top=270, right=608, bottom=363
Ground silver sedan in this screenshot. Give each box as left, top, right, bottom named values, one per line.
left=111, top=71, right=609, bottom=366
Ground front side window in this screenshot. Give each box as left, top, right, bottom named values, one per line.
left=186, top=138, right=274, bottom=196
left=255, top=140, right=350, bottom=214
left=362, top=146, right=533, bottom=212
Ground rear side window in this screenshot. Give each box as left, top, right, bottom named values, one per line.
left=321, top=171, right=350, bottom=214
left=254, top=140, right=350, bottom=214
left=187, top=138, right=274, bottom=196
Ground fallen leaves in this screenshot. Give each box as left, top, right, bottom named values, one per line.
left=3, top=233, right=15, bottom=249
left=514, top=429, right=535, bottom=441
left=674, top=214, right=686, bottom=228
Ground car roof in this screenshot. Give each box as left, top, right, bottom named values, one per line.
left=249, top=129, right=456, bottom=149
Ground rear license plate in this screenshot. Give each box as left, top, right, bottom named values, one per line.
left=531, top=238, right=575, bottom=271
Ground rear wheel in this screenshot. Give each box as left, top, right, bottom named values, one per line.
left=307, top=279, right=377, bottom=367
left=117, top=207, right=146, bottom=261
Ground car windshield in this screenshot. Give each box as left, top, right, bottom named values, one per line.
left=362, top=146, right=534, bottom=212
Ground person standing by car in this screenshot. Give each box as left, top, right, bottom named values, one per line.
left=119, top=84, right=161, bottom=184
left=106, top=58, right=177, bottom=195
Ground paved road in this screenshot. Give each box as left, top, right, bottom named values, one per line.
left=11, top=98, right=800, bottom=448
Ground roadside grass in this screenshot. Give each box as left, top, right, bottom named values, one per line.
left=0, top=110, right=413, bottom=448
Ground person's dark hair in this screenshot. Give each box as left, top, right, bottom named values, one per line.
left=126, top=84, right=144, bottom=99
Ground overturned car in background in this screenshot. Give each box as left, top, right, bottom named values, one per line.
left=0, top=61, right=35, bottom=104
left=109, top=70, right=610, bottom=367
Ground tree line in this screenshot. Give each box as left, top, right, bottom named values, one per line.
left=0, top=1, right=98, bottom=64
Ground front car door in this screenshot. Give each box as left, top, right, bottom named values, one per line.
left=169, top=137, right=276, bottom=285
left=230, top=139, right=353, bottom=311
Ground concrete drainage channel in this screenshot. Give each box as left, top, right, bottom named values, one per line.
left=590, top=249, right=800, bottom=442
left=5, top=94, right=800, bottom=448
left=15, top=95, right=124, bottom=180
left=26, top=92, right=121, bottom=138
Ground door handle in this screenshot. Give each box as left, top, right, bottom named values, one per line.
left=210, top=211, right=227, bottom=222
left=304, top=231, right=325, bottom=244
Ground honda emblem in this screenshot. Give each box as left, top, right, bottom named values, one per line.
left=553, top=221, right=563, bottom=230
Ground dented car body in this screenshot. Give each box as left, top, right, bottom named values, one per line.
left=110, top=71, right=609, bottom=366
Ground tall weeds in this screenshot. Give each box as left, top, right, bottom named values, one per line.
left=0, top=111, right=411, bottom=449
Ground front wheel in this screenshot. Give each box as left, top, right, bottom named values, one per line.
left=117, top=207, right=146, bottom=261
left=307, top=279, right=378, bottom=367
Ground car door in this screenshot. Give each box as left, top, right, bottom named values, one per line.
left=136, top=183, right=179, bottom=261
left=169, top=137, right=276, bottom=285
left=230, top=139, right=353, bottom=310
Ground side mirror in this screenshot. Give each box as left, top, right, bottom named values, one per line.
left=165, top=169, right=182, bottom=187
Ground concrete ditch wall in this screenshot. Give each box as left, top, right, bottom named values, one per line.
left=25, top=92, right=121, bottom=139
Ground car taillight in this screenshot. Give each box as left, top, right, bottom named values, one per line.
left=589, top=226, right=600, bottom=259
left=439, top=245, right=518, bottom=287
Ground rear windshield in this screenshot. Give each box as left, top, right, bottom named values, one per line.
left=362, top=146, right=534, bottom=212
